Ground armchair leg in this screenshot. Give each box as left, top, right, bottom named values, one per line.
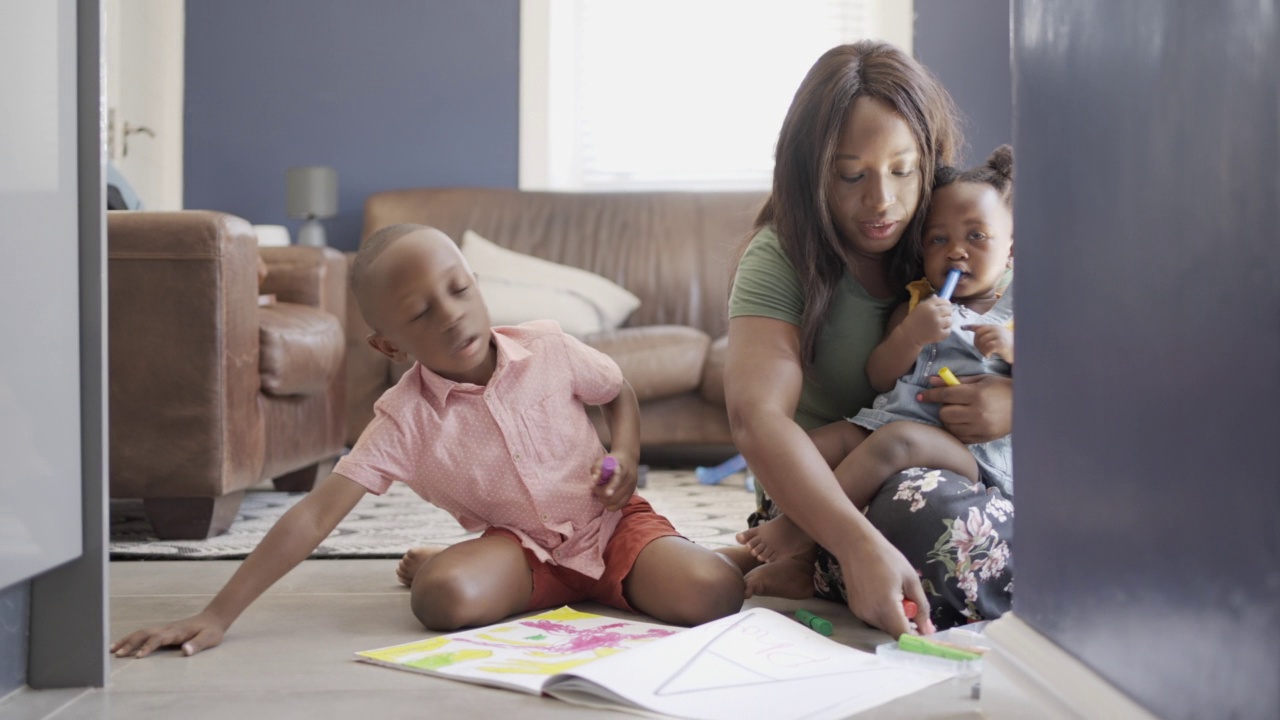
left=143, top=491, right=246, bottom=540
left=272, top=462, right=320, bottom=493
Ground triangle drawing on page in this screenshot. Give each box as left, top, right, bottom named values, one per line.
left=655, top=611, right=882, bottom=697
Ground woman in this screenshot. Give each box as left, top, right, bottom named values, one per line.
left=723, top=41, right=1014, bottom=635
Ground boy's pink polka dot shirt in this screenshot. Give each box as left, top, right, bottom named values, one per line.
left=334, top=320, right=625, bottom=579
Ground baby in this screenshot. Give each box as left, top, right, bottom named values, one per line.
left=739, top=146, right=1016, bottom=598
left=112, top=224, right=743, bottom=658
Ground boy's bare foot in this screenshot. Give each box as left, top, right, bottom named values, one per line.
left=716, top=544, right=762, bottom=575
left=736, top=514, right=816, bottom=563
left=396, top=546, right=445, bottom=587
left=743, top=558, right=815, bottom=600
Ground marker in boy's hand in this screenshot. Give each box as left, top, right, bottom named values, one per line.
left=593, top=453, right=635, bottom=512
left=597, top=455, right=618, bottom=486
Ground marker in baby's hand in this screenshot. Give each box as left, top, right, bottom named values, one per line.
left=597, top=455, right=618, bottom=486
left=938, top=268, right=962, bottom=302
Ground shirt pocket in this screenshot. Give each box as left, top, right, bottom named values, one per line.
left=519, top=393, right=575, bottom=465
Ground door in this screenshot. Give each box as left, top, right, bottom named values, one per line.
left=105, top=0, right=183, bottom=209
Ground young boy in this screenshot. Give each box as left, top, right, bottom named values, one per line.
left=112, top=225, right=744, bottom=659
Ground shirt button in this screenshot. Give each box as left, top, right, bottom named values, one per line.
left=514, top=452, right=522, bottom=461
left=541, top=513, right=549, bottom=521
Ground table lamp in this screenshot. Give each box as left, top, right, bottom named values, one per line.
left=286, top=165, right=338, bottom=247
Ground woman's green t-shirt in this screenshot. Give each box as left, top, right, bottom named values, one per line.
left=728, top=227, right=899, bottom=430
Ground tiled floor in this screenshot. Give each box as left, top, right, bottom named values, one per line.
left=1, top=560, right=981, bottom=719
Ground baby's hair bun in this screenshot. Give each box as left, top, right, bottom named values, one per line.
left=985, top=145, right=1014, bottom=180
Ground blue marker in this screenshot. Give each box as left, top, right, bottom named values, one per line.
left=938, top=268, right=962, bottom=302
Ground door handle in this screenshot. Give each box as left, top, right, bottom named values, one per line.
left=122, top=122, right=156, bottom=158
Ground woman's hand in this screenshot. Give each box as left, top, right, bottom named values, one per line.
left=836, top=535, right=935, bottom=637
left=110, top=610, right=227, bottom=658
left=917, top=373, right=1013, bottom=444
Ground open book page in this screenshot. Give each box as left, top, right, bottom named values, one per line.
left=355, top=606, right=681, bottom=695
left=542, top=608, right=947, bottom=720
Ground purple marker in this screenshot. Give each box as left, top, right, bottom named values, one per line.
left=597, top=456, right=618, bottom=486
left=938, top=268, right=962, bottom=301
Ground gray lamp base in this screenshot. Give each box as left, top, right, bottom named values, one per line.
left=297, top=218, right=327, bottom=247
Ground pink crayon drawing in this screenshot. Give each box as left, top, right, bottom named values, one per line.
left=460, top=619, right=676, bottom=655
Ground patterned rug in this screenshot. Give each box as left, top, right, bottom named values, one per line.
left=109, top=469, right=758, bottom=560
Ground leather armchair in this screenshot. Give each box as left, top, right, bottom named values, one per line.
left=108, top=211, right=347, bottom=539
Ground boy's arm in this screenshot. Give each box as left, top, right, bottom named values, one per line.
left=593, top=379, right=641, bottom=511
left=111, top=472, right=368, bottom=658
left=866, top=299, right=949, bottom=392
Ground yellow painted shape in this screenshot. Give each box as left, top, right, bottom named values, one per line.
left=358, top=635, right=450, bottom=662
left=405, top=649, right=492, bottom=671
left=479, top=647, right=622, bottom=675
left=531, top=606, right=602, bottom=622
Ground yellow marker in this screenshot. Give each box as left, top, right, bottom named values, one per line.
left=938, top=367, right=961, bottom=386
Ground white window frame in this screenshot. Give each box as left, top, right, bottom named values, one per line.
left=519, top=0, right=914, bottom=192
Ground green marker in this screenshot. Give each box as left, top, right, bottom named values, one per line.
left=897, top=633, right=982, bottom=661
left=794, top=609, right=833, bottom=636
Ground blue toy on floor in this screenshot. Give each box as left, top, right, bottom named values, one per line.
left=695, top=454, right=754, bottom=491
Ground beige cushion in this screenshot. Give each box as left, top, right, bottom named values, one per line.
left=700, top=335, right=728, bottom=407
left=462, top=229, right=641, bottom=337
left=584, top=326, right=709, bottom=402
left=259, top=303, right=345, bottom=396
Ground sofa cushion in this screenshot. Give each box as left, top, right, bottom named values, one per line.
left=583, top=326, right=710, bottom=403
left=462, top=229, right=641, bottom=337
left=259, top=303, right=345, bottom=396
left=700, top=335, right=728, bottom=407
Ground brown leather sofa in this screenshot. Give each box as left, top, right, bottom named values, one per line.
left=344, top=188, right=767, bottom=456
left=109, top=211, right=347, bottom=539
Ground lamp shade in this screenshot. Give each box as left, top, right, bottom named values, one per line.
left=286, top=165, right=338, bottom=219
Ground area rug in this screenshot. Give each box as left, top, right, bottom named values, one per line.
left=109, top=469, right=758, bottom=560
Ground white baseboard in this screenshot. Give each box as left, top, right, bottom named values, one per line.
left=981, top=613, right=1157, bottom=719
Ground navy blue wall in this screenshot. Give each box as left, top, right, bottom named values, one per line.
left=1013, top=2, right=1278, bottom=717
left=184, top=0, right=519, bottom=251
left=915, top=0, right=1012, bottom=165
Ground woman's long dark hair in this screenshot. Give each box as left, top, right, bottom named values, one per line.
left=755, top=41, right=962, bottom=368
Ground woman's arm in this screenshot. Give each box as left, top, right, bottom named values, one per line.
left=726, top=316, right=933, bottom=636
left=595, top=379, right=641, bottom=511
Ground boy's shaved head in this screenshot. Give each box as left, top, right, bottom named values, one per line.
left=350, top=224, right=466, bottom=329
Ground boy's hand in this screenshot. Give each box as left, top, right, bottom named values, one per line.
left=110, top=610, right=227, bottom=658
left=966, top=324, right=1014, bottom=364
left=592, top=452, right=637, bottom=512
left=903, top=297, right=952, bottom=346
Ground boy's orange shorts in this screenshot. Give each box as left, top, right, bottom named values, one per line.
left=481, top=495, right=681, bottom=613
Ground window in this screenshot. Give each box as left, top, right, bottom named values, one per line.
left=520, top=0, right=913, bottom=191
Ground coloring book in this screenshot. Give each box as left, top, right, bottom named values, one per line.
left=356, top=606, right=946, bottom=719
